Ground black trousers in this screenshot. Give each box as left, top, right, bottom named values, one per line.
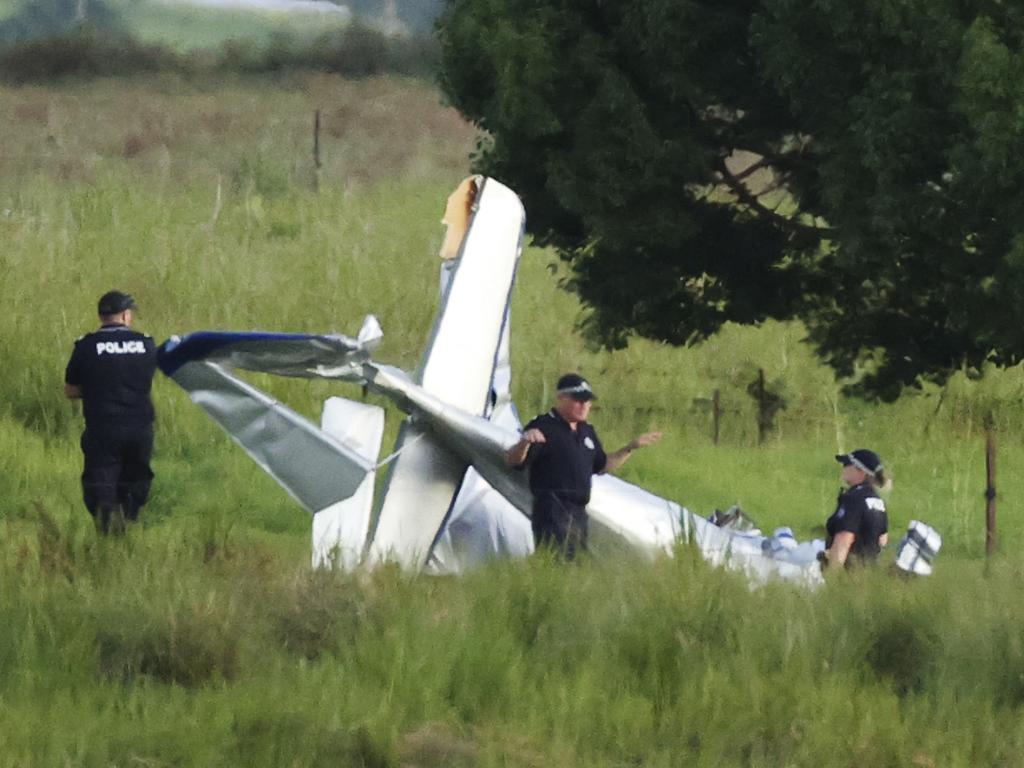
left=532, top=492, right=588, bottom=560
left=80, top=425, right=154, bottom=525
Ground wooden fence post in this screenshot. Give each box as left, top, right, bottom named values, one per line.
left=986, top=426, right=997, bottom=557
left=312, top=109, right=322, bottom=190
left=712, top=388, right=721, bottom=446
left=756, top=368, right=767, bottom=444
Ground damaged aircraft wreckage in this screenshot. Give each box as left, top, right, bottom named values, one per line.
left=156, top=177, right=940, bottom=586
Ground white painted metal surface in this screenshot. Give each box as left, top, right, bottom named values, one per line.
left=169, top=360, right=372, bottom=513
left=313, top=397, right=385, bottom=569
left=368, top=177, right=526, bottom=569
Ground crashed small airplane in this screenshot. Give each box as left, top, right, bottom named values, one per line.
left=156, top=177, right=935, bottom=586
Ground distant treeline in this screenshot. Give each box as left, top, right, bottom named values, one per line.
left=0, top=25, right=439, bottom=82
left=0, top=0, right=444, bottom=43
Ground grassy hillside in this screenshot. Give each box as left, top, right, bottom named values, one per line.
left=0, top=0, right=437, bottom=51
left=114, top=0, right=351, bottom=52
left=3, top=73, right=1024, bottom=765
left=0, top=0, right=352, bottom=54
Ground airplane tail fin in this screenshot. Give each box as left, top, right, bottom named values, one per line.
left=367, top=177, right=526, bottom=570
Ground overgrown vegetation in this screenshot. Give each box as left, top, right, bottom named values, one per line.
left=0, top=23, right=437, bottom=82
left=3, top=74, right=1024, bottom=765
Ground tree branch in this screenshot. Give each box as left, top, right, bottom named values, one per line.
left=731, top=156, right=771, bottom=183
left=714, top=155, right=833, bottom=244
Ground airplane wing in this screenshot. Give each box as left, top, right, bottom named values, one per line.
left=367, top=176, right=526, bottom=570
left=587, top=474, right=684, bottom=557
left=427, top=396, right=534, bottom=573
left=158, top=356, right=377, bottom=515
left=157, top=315, right=381, bottom=381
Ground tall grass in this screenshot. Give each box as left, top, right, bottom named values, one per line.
left=5, top=530, right=1024, bottom=766
left=3, top=74, right=1024, bottom=764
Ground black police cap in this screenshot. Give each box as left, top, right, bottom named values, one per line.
left=97, top=290, right=137, bottom=316
left=836, top=448, right=883, bottom=475
left=556, top=372, right=596, bottom=402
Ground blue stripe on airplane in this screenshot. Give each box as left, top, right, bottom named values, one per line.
left=157, top=331, right=321, bottom=376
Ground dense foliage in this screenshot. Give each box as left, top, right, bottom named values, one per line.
left=438, top=0, right=1024, bottom=400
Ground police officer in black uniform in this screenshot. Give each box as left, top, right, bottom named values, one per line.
left=64, top=291, right=157, bottom=533
left=824, top=449, right=890, bottom=568
left=506, top=373, right=662, bottom=559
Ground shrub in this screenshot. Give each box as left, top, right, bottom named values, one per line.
left=0, top=24, right=438, bottom=84
left=96, top=602, right=241, bottom=686
left=864, top=608, right=936, bottom=696
left=231, top=153, right=291, bottom=199
left=271, top=570, right=367, bottom=660
left=215, top=25, right=438, bottom=79
left=0, top=28, right=181, bottom=83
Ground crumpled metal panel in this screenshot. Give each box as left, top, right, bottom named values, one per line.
left=427, top=398, right=534, bottom=573
left=312, top=396, right=386, bottom=570
left=368, top=361, right=686, bottom=567
left=169, top=360, right=373, bottom=514
left=157, top=315, right=381, bottom=380
left=426, top=467, right=534, bottom=573
left=687, top=513, right=825, bottom=588
left=365, top=363, right=532, bottom=511
left=366, top=421, right=468, bottom=568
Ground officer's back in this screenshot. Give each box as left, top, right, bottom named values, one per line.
left=65, top=290, right=158, bottom=532
left=67, top=323, right=156, bottom=430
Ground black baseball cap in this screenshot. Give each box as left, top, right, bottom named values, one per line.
left=836, top=449, right=883, bottom=475
left=556, top=373, right=596, bottom=401
left=97, top=290, right=137, bottom=316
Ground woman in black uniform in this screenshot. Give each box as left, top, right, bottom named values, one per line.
left=824, top=449, right=889, bottom=568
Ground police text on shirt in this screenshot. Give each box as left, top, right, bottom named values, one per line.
left=96, top=340, right=147, bottom=355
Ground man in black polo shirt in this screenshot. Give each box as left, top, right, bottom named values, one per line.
left=506, top=373, right=662, bottom=558
left=65, top=291, right=157, bottom=533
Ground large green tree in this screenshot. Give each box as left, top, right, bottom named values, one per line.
left=438, top=0, right=1024, bottom=399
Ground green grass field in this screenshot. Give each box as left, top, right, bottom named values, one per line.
left=3, top=73, right=1024, bottom=765
left=114, top=0, right=351, bottom=52
left=0, top=0, right=351, bottom=51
